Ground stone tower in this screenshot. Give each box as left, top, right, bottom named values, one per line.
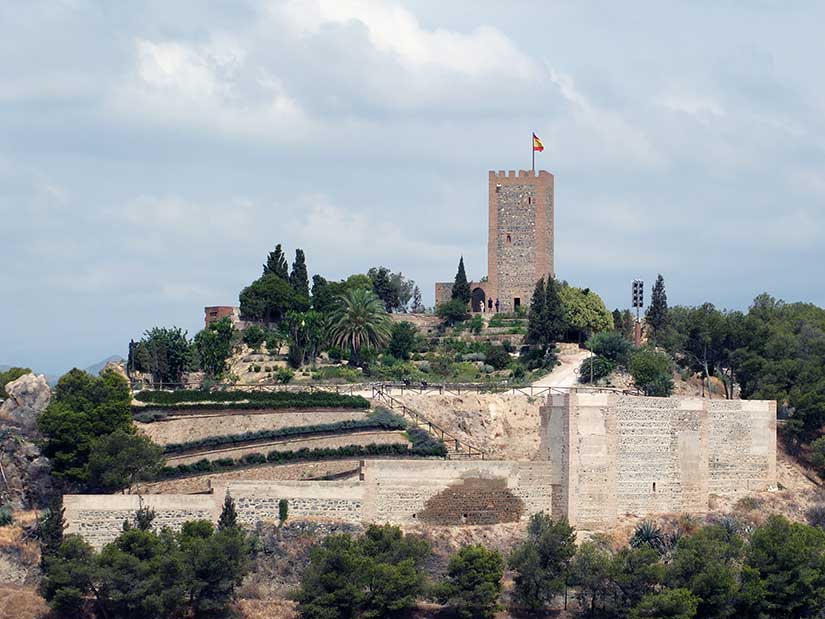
left=487, top=170, right=554, bottom=312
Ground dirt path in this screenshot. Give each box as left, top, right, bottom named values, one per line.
left=532, top=349, right=589, bottom=388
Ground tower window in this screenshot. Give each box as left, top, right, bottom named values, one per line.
left=528, top=196, right=532, bottom=205
left=506, top=234, right=512, bottom=244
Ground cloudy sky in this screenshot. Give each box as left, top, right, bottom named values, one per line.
left=2, top=1, right=824, bottom=375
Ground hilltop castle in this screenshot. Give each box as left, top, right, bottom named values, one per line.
left=435, top=169, right=555, bottom=313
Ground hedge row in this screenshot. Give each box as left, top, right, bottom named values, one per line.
left=162, top=409, right=406, bottom=454
left=158, top=443, right=422, bottom=478
left=136, top=389, right=367, bottom=405
left=133, top=392, right=370, bottom=414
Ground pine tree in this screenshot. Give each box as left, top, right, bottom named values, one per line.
left=543, top=277, right=567, bottom=343
left=218, top=494, right=239, bottom=531
left=263, top=244, right=289, bottom=279
left=451, top=257, right=471, bottom=304
left=290, top=249, right=310, bottom=298
left=527, top=277, right=547, bottom=345
left=411, top=286, right=424, bottom=313
left=612, top=308, right=623, bottom=331
left=645, top=274, right=669, bottom=341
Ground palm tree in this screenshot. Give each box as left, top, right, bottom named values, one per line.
left=327, top=288, right=391, bottom=366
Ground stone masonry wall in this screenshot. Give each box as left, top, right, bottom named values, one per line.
left=543, top=392, right=776, bottom=529
left=64, top=494, right=218, bottom=549
left=708, top=400, right=776, bottom=496
left=64, top=460, right=554, bottom=548
left=488, top=170, right=554, bottom=312
left=362, top=459, right=553, bottom=525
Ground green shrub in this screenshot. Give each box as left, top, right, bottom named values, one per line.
left=312, top=366, right=362, bottom=383
left=407, top=428, right=448, bottom=457
left=810, top=437, right=825, bottom=474
left=134, top=390, right=369, bottom=410
left=485, top=346, right=511, bottom=370
left=279, top=498, right=289, bottom=523
left=242, top=325, right=265, bottom=350
left=0, top=506, right=13, bottom=527
left=276, top=368, right=294, bottom=384
left=437, top=299, right=470, bottom=326
left=468, top=315, right=484, bottom=334
left=587, top=330, right=633, bottom=365
left=578, top=356, right=616, bottom=384
left=628, top=349, right=674, bottom=396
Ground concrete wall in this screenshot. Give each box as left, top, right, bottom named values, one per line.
left=543, top=393, right=776, bottom=528
left=64, top=459, right=555, bottom=548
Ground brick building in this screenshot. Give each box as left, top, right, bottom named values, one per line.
left=435, top=169, right=554, bottom=313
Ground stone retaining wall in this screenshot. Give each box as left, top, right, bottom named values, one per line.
left=138, top=410, right=369, bottom=446
left=64, top=459, right=554, bottom=548
left=543, top=392, right=776, bottom=528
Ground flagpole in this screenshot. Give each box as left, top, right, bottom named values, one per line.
left=531, top=133, right=535, bottom=174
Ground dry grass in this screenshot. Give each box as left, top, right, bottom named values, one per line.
left=236, top=598, right=298, bottom=619
left=0, top=586, right=48, bottom=619
left=0, top=511, right=40, bottom=567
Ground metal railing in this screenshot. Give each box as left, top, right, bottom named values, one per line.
left=133, top=380, right=641, bottom=398
left=370, top=384, right=486, bottom=460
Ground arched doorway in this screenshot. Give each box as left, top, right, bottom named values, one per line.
left=471, top=287, right=486, bottom=313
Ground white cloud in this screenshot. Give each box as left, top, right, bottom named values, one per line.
left=656, top=91, right=725, bottom=119
left=278, top=0, right=539, bottom=79
left=109, top=37, right=309, bottom=139
left=545, top=68, right=664, bottom=168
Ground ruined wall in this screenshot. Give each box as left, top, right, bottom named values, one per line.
left=64, top=459, right=555, bottom=548
left=488, top=170, right=554, bottom=312
left=543, top=392, right=776, bottom=528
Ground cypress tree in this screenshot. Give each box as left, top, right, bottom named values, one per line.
left=612, top=308, right=623, bottom=331
left=645, top=274, right=669, bottom=341
left=290, top=249, right=310, bottom=298
left=452, top=257, right=471, bottom=304
left=39, top=495, right=65, bottom=569
left=527, top=277, right=547, bottom=345
left=218, top=494, right=239, bottom=531
left=543, top=277, right=567, bottom=344
left=264, top=244, right=289, bottom=280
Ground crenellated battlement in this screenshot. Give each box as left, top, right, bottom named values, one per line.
left=489, top=169, right=553, bottom=180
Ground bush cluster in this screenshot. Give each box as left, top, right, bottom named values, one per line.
left=135, top=389, right=368, bottom=406
left=163, top=409, right=407, bottom=453
left=159, top=442, right=428, bottom=478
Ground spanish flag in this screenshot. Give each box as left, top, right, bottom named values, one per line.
left=533, top=133, right=545, bottom=152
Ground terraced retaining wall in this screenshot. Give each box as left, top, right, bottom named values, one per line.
left=64, top=459, right=555, bottom=548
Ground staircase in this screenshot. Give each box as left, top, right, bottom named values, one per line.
left=370, top=384, right=486, bottom=460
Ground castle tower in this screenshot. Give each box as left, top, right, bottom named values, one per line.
left=487, top=170, right=554, bottom=312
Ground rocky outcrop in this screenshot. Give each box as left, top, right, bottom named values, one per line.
left=102, top=359, right=129, bottom=381
left=0, top=374, right=50, bottom=431
left=0, top=374, right=53, bottom=509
